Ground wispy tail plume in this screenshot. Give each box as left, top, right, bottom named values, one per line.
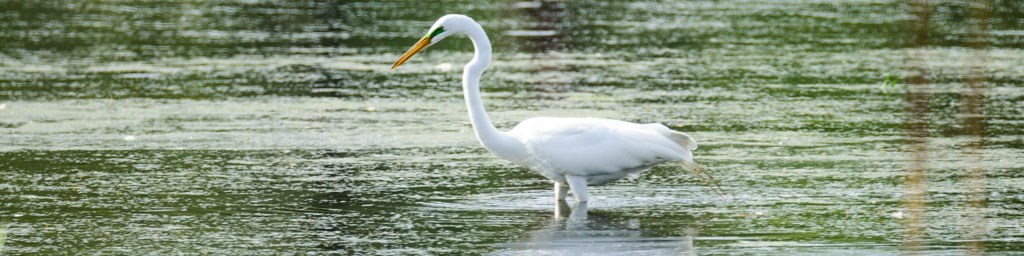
left=680, top=161, right=727, bottom=197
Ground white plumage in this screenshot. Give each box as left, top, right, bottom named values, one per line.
left=509, top=117, right=697, bottom=185
left=391, top=15, right=717, bottom=203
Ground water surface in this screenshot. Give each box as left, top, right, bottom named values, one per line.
left=2, top=0, right=1023, bottom=254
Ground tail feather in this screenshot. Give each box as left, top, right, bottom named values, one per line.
left=668, top=131, right=698, bottom=150
left=646, top=124, right=698, bottom=150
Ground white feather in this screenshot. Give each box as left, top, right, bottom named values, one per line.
left=392, top=15, right=706, bottom=202
left=508, top=117, right=697, bottom=185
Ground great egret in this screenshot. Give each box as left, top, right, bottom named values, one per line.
left=391, top=14, right=720, bottom=203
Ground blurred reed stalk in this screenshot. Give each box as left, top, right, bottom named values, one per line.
left=902, top=0, right=932, bottom=254
left=962, top=0, right=990, bottom=255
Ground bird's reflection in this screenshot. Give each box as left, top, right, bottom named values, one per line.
left=495, top=201, right=697, bottom=255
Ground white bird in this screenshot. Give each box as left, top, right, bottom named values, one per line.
left=391, top=14, right=721, bottom=203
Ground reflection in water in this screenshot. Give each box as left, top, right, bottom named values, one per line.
left=962, top=1, right=990, bottom=255
left=902, top=0, right=932, bottom=253
left=510, top=1, right=572, bottom=93
left=0, top=223, right=9, bottom=253
left=509, top=1, right=567, bottom=53
left=903, top=0, right=996, bottom=254
left=494, top=201, right=696, bottom=255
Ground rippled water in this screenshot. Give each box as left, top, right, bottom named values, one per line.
left=2, top=0, right=1023, bottom=255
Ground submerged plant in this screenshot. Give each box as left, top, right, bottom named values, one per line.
left=879, top=72, right=902, bottom=94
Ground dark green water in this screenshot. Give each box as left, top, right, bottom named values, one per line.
left=1, top=0, right=1023, bottom=254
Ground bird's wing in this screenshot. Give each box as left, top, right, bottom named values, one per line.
left=509, top=117, right=693, bottom=177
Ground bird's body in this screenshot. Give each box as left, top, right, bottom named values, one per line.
left=391, top=14, right=716, bottom=203
left=507, top=117, right=697, bottom=186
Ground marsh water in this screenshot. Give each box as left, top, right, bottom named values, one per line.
left=2, top=0, right=1023, bottom=255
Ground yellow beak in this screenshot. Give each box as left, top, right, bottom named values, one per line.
left=391, top=36, right=432, bottom=70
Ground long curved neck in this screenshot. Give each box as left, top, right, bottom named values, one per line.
left=462, top=23, right=525, bottom=162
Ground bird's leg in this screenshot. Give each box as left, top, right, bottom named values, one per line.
left=570, top=201, right=588, bottom=221
left=565, top=175, right=589, bottom=203
left=554, top=181, right=569, bottom=202
left=554, top=199, right=571, bottom=219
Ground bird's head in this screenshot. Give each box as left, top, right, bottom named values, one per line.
left=391, top=14, right=475, bottom=70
